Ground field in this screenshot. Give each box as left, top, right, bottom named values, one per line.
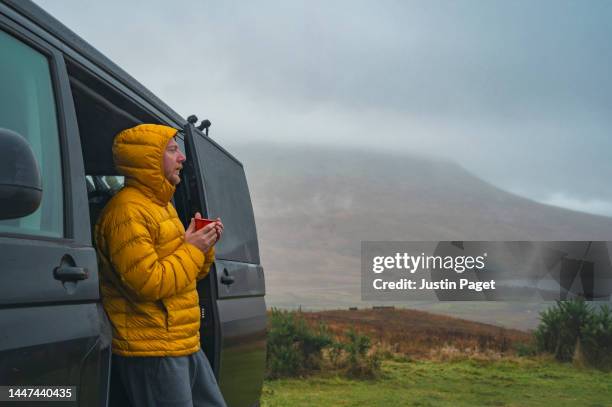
left=262, top=308, right=612, bottom=406
left=299, top=308, right=532, bottom=358
left=262, top=358, right=612, bottom=407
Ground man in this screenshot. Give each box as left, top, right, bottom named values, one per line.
left=95, top=123, right=226, bottom=406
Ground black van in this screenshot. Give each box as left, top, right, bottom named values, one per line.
left=0, top=1, right=266, bottom=406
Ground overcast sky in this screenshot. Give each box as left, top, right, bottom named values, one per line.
left=34, top=0, right=612, bottom=217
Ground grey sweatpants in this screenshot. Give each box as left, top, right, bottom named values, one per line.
left=112, top=349, right=227, bottom=407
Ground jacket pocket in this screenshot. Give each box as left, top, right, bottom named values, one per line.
left=158, top=299, right=170, bottom=331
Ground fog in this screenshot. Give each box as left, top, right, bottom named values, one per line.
left=35, top=0, right=612, bottom=216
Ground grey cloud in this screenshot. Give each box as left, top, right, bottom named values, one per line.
left=36, top=1, right=612, bottom=119
left=33, top=0, right=612, bottom=212
left=189, top=1, right=612, bottom=119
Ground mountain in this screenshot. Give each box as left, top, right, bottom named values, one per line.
left=227, top=143, right=612, bottom=329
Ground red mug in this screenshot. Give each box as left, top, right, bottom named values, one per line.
left=194, top=218, right=221, bottom=240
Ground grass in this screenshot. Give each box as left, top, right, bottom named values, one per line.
left=261, top=357, right=612, bottom=407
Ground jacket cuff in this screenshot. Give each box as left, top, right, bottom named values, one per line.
left=205, top=246, right=215, bottom=263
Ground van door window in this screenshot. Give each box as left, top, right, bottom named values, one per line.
left=0, top=30, right=63, bottom=238
left=189, top=130, right=260, bottom=263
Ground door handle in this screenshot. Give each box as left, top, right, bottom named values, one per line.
left=54, top=266, right=89, bottom=282
left=221, top=275, right=235, bottom=285
left=220, top=268, right=235, bottom=285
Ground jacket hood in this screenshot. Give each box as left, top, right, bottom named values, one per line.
left=113, top=124, right=179, bottom=205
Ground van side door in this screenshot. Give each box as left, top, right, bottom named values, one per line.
left=0, top=8, right=110, bottom=406
left=184, top=124, right=266, bottom=407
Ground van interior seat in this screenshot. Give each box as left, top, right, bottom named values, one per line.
left=87, top=176, right=122, bottom=243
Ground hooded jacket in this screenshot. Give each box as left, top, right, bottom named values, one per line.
left=95, top=124, right=214, bottom=357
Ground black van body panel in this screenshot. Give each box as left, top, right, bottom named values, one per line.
left=0, top=304, right=110, bottom=406
left=216, top=261, right=265, bottom=299
left=217, top=296, right=267, bottom=407
left=0, top=238, right=100, bottom=305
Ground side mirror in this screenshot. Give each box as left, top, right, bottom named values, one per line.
left=0, top=128, right=42, bottom=220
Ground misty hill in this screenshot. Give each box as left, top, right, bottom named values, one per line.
left=228, top=143, right=612, bottom=328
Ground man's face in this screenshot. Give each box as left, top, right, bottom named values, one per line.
left=163, top=137, right=186, bottom=185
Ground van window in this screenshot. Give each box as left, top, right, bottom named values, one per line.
left=193, top=135, right=260, bottom=263
left=0, top=30, right=63, bottom=238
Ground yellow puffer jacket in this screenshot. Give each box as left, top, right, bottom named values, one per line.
left=95, top=124, right=214, bottom=357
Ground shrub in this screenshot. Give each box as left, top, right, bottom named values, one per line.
left=266, top=308, right=333, bottom=379
left=513, top=341, right=537, bottom=357
left=581, top=304, right=612, bottom=371
left=534, top=303, right=563, bottom=356
left=535, top=299, right=591, bottom=361
left=343, top=327, right=382, bottom=379
left=328, top=341, right=344, bottom=367
left=266, top=309, right=383, bottom=380
left=534, top=299, right=612, bottom=370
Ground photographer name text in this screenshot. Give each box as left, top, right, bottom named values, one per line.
left=373, top=278, right=496, bottom=292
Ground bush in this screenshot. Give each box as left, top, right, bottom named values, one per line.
left=343, top=327, right=382, bottom=379
left=534, top=299, right=612, bottom=370
left=266, top=309, right=383, bottom=380
left=513, top=341, right=537, bottom=357
left=535, top=299, right=591, bottom=362
left=534, top=303, right=563, bottom=356
left=266, top=308, right=333, bottom=379
left=581, top=304, right=612, bottom=371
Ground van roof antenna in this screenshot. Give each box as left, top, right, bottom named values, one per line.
left=197, top=119, right=212, bottom=137
left=186, top=115, right=212, bottom=137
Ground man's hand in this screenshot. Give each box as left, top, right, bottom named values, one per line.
left=213, top=217, right=224, bottom=241
left=185, top=212, right=218, bottom=253
left=194, top=212, right=224, bottom=241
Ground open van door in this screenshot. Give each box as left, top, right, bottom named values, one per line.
left=184, top=123, right=266, bottom=407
